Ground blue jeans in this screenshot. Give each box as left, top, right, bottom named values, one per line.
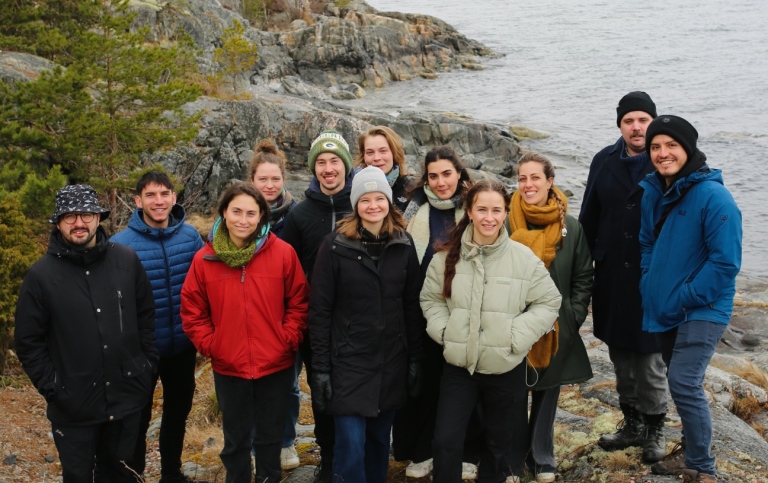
left=656, top=320, right=727, bottom=476
left=333, top=410, right=396, bottom=483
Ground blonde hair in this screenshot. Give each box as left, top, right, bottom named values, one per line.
left=354, top=126, right=407, bottom=176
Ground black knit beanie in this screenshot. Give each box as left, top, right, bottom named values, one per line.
left=645, top=115, right=699, bottom=159
left=616, top=91, right=657, bottom=127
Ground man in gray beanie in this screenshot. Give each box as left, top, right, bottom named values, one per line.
left=579, top=92, right=668, bottom=464
left=15, top=184, right=157, bottom=482
left=640, top=115, right=741, bottom=483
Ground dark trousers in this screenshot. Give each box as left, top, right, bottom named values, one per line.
left=526, top=386, right=560, bottom=474
left=132, top=348, right=197, bottom=477
left=214, top=367, right=293, bottom=483
left=432, top=362, right=527, bottom=483
left=300, top=336, right=335, bottom=464
left=52, top=411, right=141, bottom=483
left=333, top=410, right=396, bottom=483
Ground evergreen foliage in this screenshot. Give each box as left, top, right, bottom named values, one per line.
left=213, top=20, right=260, bottom=96
left=0, top=0, right=203, bottom=373
left=0, top=0, right=202, bottom=228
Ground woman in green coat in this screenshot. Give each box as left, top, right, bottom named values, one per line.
left=508, top=152, right=594, bottom=483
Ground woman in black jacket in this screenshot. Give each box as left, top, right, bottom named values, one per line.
left=308, top=167, right=423, bottom=483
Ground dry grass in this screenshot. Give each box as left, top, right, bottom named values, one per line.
left=733, top=392, right=766, bottom=421
left=733, top=299, right=768, bottom=310
left=556, top=385, right=601, bottom=417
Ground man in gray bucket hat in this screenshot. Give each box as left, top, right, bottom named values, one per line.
left=15, top=184, right=157, bottom=483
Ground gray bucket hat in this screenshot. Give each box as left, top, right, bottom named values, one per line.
left=49, top=184, right=110, bottom=224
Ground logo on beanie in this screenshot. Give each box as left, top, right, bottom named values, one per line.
left=662, top=117, right=671, bottom=123
left=323, top=142, right=338, bottom=149
left=363, top=181, right=378, bottom=191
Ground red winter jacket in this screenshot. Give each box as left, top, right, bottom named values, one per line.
left=181, top=233, right=309, bottom=379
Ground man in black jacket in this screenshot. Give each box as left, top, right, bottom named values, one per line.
left=15, top=184, right=157, bottom=483
left=281, top=129, right=354, bottom=483
left=579, top=92, right=668, bottom=464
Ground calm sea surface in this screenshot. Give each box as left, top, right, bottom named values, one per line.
left=363, top=0, right=768, bottom=278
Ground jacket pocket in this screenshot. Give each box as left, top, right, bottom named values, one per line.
left=55, top=371, right=103, bottom=422
left=121, top=354, right=153, bottom=397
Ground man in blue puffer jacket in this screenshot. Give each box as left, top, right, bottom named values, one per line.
left=111, top=171, right=204, bottom=483
left=639, top=115, right=742, bottom=483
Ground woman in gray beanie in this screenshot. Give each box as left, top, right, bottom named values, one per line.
left=307, top=167, right=424, bottom=483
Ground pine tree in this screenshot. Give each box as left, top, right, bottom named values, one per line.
left=0, top=0, right=202, bottom=228
left=213, top=20, right=260, bottom=96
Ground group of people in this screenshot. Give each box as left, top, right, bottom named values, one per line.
left=13, top=91, right=741, bottom=483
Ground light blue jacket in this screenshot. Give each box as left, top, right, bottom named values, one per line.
left=639, top=160, right=742, bottom=332
left=111, top=205, right=203, bottom=356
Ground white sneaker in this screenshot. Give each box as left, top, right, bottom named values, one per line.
left=536, top=472, right=556, bottom=483
left=461, top=462, right=478, bottom=480
left=280, top=445, right=300, bottom=470
left=505, top=476, right=520, bottom=483
left=405, top=458, right=433, bottom=478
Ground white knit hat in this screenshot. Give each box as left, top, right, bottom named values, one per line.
left=350, top=167, right=393, bottom=207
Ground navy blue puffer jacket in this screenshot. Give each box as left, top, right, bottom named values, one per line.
left=111, top=205, right=203, bottom=357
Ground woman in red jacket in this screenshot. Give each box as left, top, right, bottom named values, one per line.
left=181, top=182, right=309, bottom=483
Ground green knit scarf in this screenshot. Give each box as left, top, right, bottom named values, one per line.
left=212, top=220, right=269, bottom=268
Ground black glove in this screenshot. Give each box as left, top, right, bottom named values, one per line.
left=309, top=371, right=332, bottom=414
left=407, top=362, right=423, bottom=399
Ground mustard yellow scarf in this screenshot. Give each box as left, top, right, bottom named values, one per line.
left=508, top=186, right=567, bottom=268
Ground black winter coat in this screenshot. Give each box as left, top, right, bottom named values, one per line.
left=391, top=175, right=413, bottom=213
left=281, top=177, right=354, bottom=278
left=14, top=228, right=157, bottom=425
left=309, top=230, right=424, bottom=417
left=579, top=137, right=660, bottom=353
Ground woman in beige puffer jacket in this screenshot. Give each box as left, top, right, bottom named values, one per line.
left=420, top=179, right=561, bottom=483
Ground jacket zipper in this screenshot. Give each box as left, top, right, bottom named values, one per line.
left=330, top=195, right=336, bottom=229
left=241, top=266, right=246, bottom=283
left=160, top=234, right=175, bottom=352
left=117, top=290, right=124, bottom=332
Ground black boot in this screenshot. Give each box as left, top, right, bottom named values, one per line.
left=641, top=413, right=666, bottom=463
left=598, top=403, right=645, bottom=450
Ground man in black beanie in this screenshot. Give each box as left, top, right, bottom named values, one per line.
left=639, top=115, right=742, bottom=483
left=579, top=91, right=668, bottom=464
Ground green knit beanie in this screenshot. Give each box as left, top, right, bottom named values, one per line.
left=307, top=130, right=353, bottom=178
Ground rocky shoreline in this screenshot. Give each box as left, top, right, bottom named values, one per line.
left=2, top=0, right=767, bottom=481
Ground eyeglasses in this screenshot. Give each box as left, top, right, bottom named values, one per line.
left=61, top=213, right=97, bottom=224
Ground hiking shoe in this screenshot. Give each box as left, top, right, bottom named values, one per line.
left=461, top=462, right=478, bottom=480
left=536, top=472, right=556, bottom=482
left=505, top=476, right=520, bottom=483
left=651, top=442, right=686, bottom=476
left=641, top=413, right=666, bottom=463
left=281, top=445, right=300, bottom=470
left=405, top=458, right=433, bottom=478
left=598, top=403, right=645, bottom=450
left=313, top=463, right=332, bottom=483
left=682, top=468, right=717, bottom=482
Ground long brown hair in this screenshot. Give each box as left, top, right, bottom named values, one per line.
left=217, top=182, right=270, bottom=245
left=409, top=145, right=472, bottom=199
left=517, top=152, right=566, bottom=234
left=336, top=199, right=408, bottom=238
left=354, top=126, right=407, bottom=176
left=438, top=179, right=511, bottom=298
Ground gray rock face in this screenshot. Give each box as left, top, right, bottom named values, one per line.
left=0, top=52, right=56, bottom=84
left=129, top=0, right=493, bottom=97
left=157, top=94, right=520, bottom=211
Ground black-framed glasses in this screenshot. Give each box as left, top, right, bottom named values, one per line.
left=61, top=212, right=96, bottom=224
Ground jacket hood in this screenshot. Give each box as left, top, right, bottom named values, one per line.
left=305, top=172, right=355, bottom=204
left=127, top=204, right=186, bottom=238
left=48, top=225, right=109, bottom=265
left=640, top=154, right=722, bottom=200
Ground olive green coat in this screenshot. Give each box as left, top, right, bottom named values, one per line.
left=532, top=215, right=594, bottom=389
